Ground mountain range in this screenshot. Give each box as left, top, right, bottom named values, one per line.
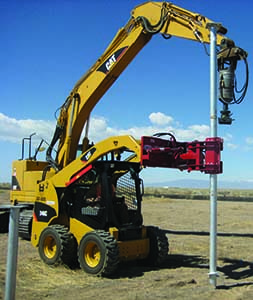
left=147, top=179, right=253, bottom=190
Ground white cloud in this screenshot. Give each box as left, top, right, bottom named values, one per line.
left=0, top=112, right=55, bottom=143
left=246, top=137, right=253, bottom=145
left=226, top=143, right=238, bottom=150
left=176, top=124, right=210, bottom=141
left=223, top=133, right=233, bottom=142
left=0, top=112, right=211, bottom=148
left=149, top=112, right=174, bottom=126
left=88, top=113, right=210, bottom=143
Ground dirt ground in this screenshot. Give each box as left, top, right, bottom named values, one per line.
left=1, top=190, right=253, bottom=299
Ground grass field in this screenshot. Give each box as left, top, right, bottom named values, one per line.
left=145, top=187, right=253, bottom=202
left=1, top=189, right=253, bottom=299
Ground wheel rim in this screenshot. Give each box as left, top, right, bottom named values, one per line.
left=84, top=241, right=101, bottom=268
left=43, top=235, right=57, bottom=259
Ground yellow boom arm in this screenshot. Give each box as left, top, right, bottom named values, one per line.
left=46, top=1, right=229, bottom=170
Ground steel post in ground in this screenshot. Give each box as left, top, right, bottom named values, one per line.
left=2, top=205, right=26, bottom=300
left=207, top=23, right=219, bottom=288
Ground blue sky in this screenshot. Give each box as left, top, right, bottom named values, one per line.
left=0, top=0, right=252, bottom=186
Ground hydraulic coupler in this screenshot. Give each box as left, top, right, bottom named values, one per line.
left=141, top=135, right=223, bottom=174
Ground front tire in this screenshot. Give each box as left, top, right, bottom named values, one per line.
left=78, top=230, right=119, bottom=276
left=38, top=225, right=77, bottom=267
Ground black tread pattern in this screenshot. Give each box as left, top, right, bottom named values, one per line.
left=43, top=224, right=77, bottom=267
left=19, top=210, right=33, bottom=240
left=96, top=230, right=119, bottom=276
left=146, top=226, right=169, bottom=266
left=51, top=224, right=78, bottom=267
left=78, top=230, right=119, bottom=276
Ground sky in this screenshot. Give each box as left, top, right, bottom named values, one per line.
left=0, top=0, right=252, bottom=187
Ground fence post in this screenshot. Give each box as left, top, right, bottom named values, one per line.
left=0, top=205, right=27, bottom=300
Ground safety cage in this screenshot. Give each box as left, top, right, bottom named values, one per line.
left=63, top=161, right=144, bottom=231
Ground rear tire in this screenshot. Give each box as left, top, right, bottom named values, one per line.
left=19, top=209, right=33, bottom=240
left=0, top=211, right=9, bottom=233
left=78, top=230, right=119, bottom=276
left=38, top=225, right=77, bottom=267
left=145, top=226, right=169, bottom=266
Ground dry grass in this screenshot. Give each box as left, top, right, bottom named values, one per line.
left=1, top=190, right=253, bottom=299
left=145, top=187, right=253, bottom=202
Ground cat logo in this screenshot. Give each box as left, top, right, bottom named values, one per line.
left=97, top=46, right=128, bottom=74
left=105, top=54, right=116, bottom=72
left=39, top=210, right=47, bottom=217
left=81, top=147, right=96, bottom=162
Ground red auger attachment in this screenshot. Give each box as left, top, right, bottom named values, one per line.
left=141, top=134, right=223, bottom=174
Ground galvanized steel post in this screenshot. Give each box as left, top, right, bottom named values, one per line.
left=3, top=205, right=24, bottom=300
left=207, top=23, right=219, bottom=288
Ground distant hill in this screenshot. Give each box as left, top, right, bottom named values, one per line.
left=146, top=179, right=253, bottom=190
left=0, top=183, right=10, bottom=190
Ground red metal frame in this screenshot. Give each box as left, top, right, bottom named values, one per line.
left=141, top=135, right=223, bottom=174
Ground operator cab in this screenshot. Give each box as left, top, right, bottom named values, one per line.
left=62, top=161, right=144, bottom=237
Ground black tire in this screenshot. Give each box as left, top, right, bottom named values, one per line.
left=61, top=229, right=78, bottom=268
left=19, top=209, right=33, bottom=240
left=38, top=225, right=77, bottom=267
left=145, top=226, right=169, bottom=266
left=78, top=230, right=119, bottom=276
left=0, top=211, right=9, bottom=233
